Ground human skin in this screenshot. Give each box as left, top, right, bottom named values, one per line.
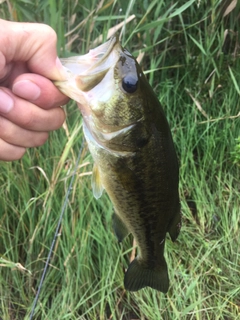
left=0, top=19, right=69, bottom=161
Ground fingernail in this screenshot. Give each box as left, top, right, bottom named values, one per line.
left=0, top=89, right=14, bottom=113
left=12, top=80, right=41, bottom=101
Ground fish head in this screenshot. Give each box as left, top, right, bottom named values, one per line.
left=55, top=36, right=147, bottom=138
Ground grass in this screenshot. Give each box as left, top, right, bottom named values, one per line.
left=0, top=0, right=240, bottom=319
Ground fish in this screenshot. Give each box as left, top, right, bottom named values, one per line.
left=55, top=36, right=181, bottom=293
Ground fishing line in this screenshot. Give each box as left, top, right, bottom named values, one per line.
left=29, top=142, right=84, bottom=319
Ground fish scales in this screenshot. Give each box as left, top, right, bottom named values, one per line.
left=55, top=36, right=181, bottom=293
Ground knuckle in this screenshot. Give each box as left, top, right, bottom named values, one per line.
left=14, top=148, right=26, bottom=160
left=0, top=143, right=26, bottom=161
left=21, top=111, right=35, bottom=129
left=41, top=24, right=57, bottom=43
left=54, top=109, right=66, bottom=129
left=0, top=118, right=14, bottom=141
left=35, top=132, right=49, bottom=146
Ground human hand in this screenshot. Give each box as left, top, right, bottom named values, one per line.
left=0, top=19, right=69, bottom=161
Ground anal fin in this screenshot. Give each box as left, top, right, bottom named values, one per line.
left=112, top=212, right=129, bottom=242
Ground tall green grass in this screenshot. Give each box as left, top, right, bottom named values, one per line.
left=0, top=0, right=239, bottom=319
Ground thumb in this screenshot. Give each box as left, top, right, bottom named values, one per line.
left=0, top=19, right=66, bottom=81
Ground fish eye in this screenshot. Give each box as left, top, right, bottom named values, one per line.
left=122, top=74, right=138, bottom=93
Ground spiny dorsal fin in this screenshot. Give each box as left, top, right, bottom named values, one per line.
left=91, top=163, right=104, bottom=199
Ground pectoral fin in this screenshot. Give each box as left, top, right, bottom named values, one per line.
left=112, top=212, right=129, bottom=242
left=91, top=164, right=104, bottom=199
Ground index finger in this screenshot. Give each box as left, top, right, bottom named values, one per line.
left=0, top=19, right=66, bottom=81
left=0, top=87, right=66, bottom=131
left=12, top=73, right=69, bottom=109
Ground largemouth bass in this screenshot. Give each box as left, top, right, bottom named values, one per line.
left=55, top=36, right=181, bottom=293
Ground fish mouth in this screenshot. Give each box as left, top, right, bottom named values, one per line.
left=54, top=35, right=120, bottom=103
left=63, top=35, right=119, bottom=74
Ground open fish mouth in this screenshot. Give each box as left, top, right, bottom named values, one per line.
left=59, top=35, right=119, bottom=78
left=54, top=35, right=120, bottom=102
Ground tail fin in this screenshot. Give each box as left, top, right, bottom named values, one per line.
left=124, top=258, right=169, bottom=293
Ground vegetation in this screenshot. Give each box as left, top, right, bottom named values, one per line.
left=0, top=0, right=239, bottom=319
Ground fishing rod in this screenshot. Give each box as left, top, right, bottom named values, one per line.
left=29, top=143, right=84, bottom=319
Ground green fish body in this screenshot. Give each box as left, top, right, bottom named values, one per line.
left=55, top=36, right=181, bottom=293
